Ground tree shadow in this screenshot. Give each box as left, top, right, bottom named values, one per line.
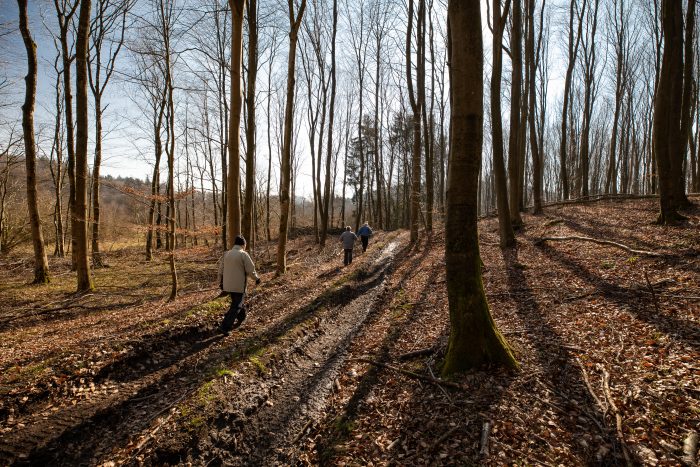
left=537, top=244, right=699, bottom=353
left=499, top=246, right=622, bottom=464
left=7, top=243, right=399, bottom=465
left=314, top=235, right=513, bottom=463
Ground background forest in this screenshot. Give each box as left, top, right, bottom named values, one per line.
left=1, top=0, right=697, bottom=267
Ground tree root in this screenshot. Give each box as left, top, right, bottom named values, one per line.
left=353, top=357, right=466, bottom=391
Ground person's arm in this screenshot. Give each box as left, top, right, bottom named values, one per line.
left=243, top=252, right=261, bottom=283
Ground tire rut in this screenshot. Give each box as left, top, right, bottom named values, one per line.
left=163, top=240, right=401, bottom=466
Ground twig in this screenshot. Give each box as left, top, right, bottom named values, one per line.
left=643, top=269, right=661, bottom=313
left=294, top=418, right=313, bottom=443
left=575, top=357, right=607, bottom=433
left=479, top=421, right=492, bottom=456
left=430, top=425, right=460, bottom=452
left=398, top=347, right=436, bottom=361
left=352, top=357, right=467, bottom=391
left=602, top=369, right=633, bottom=467
left=535, top=236, right=663, bottom=257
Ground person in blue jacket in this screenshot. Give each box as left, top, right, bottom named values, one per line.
left=357, top=222, right=373, bottom=252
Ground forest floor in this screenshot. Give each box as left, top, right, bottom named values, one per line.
left=0, top=197, right=698, bottom=466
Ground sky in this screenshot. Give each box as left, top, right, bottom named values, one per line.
left=0, top=0, right=572, bottom=199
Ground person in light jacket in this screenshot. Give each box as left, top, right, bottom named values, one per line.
left=217, top=235, right=260, bottom=335
left=339, top=226, right=357, bottom=266
left=357, top=222, right=373, bottom=252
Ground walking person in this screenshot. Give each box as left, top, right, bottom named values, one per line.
left=339, top=226, right=357, bottom=266
left=357, top=222, right=373, bottom=252
left=218, top=235, right=260, bottom=335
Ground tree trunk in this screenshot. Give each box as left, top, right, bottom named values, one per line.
left=321, top=0, right=338, bottom=247
left=91, top=97, right=104, bottom=267
left=18, top=0, right=50, bottom=284
left=74, top=0, right=93, bottom=292
left=277, top=0, right=306, bottom=274
left=654, top=0, right=685, bottom=223
left=490, top=0, right=516, bottom=246
left=678, top=0, right=695, bottom=207
left=444, top=0, right=517, bottom=375
left=227, top=0, right=245, bottom=245
left=508, top=0, right=524, bottom=227
left=242, top=0, right=257, bottom=247
left=559, top=0, right=585, bottom=201
left=406, top=0, right=423, bottom=242
left=55, top=0, right=78, bottom=270
left=146, top=93, right=166, bottom=261
left=526, top=0, right=543, bottom=214
left=159, top=0, right=178, bottom=300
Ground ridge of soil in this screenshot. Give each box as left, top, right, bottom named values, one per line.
left=0, top=197, right=698, bottom=466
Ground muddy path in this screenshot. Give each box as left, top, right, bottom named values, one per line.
left=154, top=240, right=402, bottom=466
left=0, top=233, right=405, bottom=466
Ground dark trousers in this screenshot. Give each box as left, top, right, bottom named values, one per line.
left=360, top=235, right=369, bottom=252
left=343, top=249, right=353, bottom=266
left=221, top=292, right=246, bottom=331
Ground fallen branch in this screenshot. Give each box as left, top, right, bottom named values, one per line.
left=576, top=358, right=606, bottom=411
left=602, top=369, right=633, bottom=467
left=535, top=236, right=663, bottom=257
left=643, top=269, right=661, bottom=313
left=353, top=357, right=466, bottom=391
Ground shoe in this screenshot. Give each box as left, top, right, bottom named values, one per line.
left=219, top=327, right=230, bottom=337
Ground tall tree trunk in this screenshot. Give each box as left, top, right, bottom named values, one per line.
left=242, top=0, right=257, bottom=247
left=678, top=0, right=695, bottom=206
left=406, top=0, right=423, bottom=242
left=526, top=0, right=543, bottom=214
left=490, top=0, right=516, bottom=246
left=508, top=0, right=524, bottom=227
left=160, top=0, right=178, bottom=300
left=146, top=93, right=166, bottom=261
left=55, top=0, right=78, bottom=269
left=321, top=0, right=338, bottom=247
left=654, top=0, right=685, bottom=223
left=74, top=0, right=93, bottom=292
left=89, top=0, right=128, bottom=267
left=443, top=0, right=517, bottom=375
left=227, top=0, right=245, bottom=244
left=18, top=0, right=50, bottom=284
left=50, top=66, right=65, bottom=258
left=277, top=0, right=306, bottom=274
left=559, top=0, right=585, bottom=201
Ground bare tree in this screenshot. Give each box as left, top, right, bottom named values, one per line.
left=489, top=0, right=515, bottom=246
left=88, top=0, right=132, bottom=267
left=406, top=0, right=424, bottom=242
left=242, top=0, right=258, bottom=247
left=74, top=0, right=94, bottom=291
left=558, top=0, right=586, bottom=200
left=508, top=0, right=524, bottom=226
left=678, top=0, right=695, bottom=206
left=277, top=0, right=306, bottom=275
left=18, top=0, right=50, bottom=284
left=54, top=0, right=79, bottom=266
left=227, top=0, right=245, bottom=244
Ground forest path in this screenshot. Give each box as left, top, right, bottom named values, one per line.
left=0, top=232, right=405, bottom=466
